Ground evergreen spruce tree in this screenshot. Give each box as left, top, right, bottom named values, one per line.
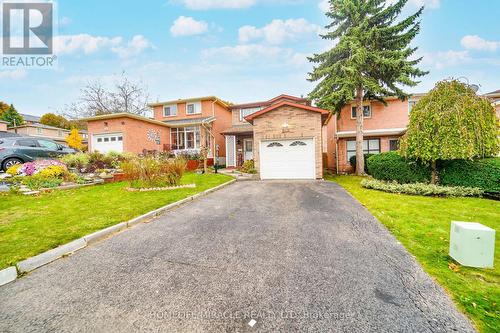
left=308, top=0, right=427, bottom=175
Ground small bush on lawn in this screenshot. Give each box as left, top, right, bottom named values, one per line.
left=60, top=152, right=91, bottom=169
left=349, top=154, right=375, bottom=174
left=361, top=178, right=483, bottom=197
left=121, top=155, right=187, bottom=189
left=439, top=158, right=500, bottom=194
left=367, top=152, right=430, bottom=183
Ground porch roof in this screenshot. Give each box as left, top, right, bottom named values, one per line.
left=162, top=116, right=215, bottom=127
left=220, top=124, right=254, bottom=135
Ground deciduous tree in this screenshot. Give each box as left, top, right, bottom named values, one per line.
left=308, top=0, right=427, bottom=175
left=400, top=79, right=499, bottom=183
left=66, top=128, right=84, bottom=150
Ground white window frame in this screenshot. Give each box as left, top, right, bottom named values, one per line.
left=351, top=105, right=371, bottom=119
left=36, top=127, right=43, bottom=134
left=186, top=102, right=201, bottom=115
left=170, top=126, right=201, bottom=150
left=163, top=104, right=177, bottom=117
left=239, top=107, right=261, bottom=122
left=346, top=138, right=380, bottom=162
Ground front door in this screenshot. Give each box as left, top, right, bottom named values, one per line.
left=243, top=139, right=253, bottom=161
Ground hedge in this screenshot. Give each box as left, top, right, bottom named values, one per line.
left=361, top=179, right=484, bottom=197
left=439, top=158, right=500, bottom=194
left=349, top=154, right=375, bottom=174
left=366, top=152, right=430, bottom=183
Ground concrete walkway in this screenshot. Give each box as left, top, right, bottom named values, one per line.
left=0, top=181, right=475, bottom=332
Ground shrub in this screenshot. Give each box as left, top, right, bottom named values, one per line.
left=240, top=160, right=256, bottom=174
left=367, top=152, right=430, bottom=183
left=60, top=152, right=90, bottom=169
left=6, top=164, right=21, bottom=176
left=38, top=165, right=67, bottom=179
left=121, top=156, right=186, bottom=188
left=349, top=154, right=375, bottom=174
left=361, top=179, right=483, bottom=197
left=439, top=158, right=500, bottom=194
left=19, top=160, right=67, bottom=176
left=22, top=174, right=63, bottom=190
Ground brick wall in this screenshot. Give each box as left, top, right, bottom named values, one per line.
left=0, top=122, right=7, bottom=132
left=252, top=106, right=323, bottom=179
left=336, top=135, right=402, bottom=173
left=87, top=117, right=170, bottom=154
left=337, top=99, right=411, bottom=132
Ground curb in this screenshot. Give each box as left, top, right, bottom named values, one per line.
left=0, top=267, right=17, bottom=286
left=2, top=178, right=236, bottom=286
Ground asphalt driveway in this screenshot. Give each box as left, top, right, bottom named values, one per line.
left=0, top=181, right=474, bottom=332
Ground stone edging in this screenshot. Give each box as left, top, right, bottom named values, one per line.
left=0, top=178, right=236, bottom=287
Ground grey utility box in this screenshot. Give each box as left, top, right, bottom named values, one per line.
left=449, top=221, right=495, bottom=268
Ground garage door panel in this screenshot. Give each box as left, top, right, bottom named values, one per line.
left=260, top=138, right=315, bottom=180
left=93, top=133, right=123, bottom=153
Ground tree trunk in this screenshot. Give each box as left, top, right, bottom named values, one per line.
left=355, top=86, right=365, bottom=176
left=431, top=160, right=438, bottom=184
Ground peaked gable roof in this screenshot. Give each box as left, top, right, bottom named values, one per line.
left=230, top=94, right=309, bottom=110
left=244, top=101, right=329, bottom=124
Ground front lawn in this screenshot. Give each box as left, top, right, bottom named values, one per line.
left=326, top=175, right=499, bottom=332
left=0, top=173, right=233, bottom=271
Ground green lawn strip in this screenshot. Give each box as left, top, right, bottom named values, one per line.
left=326, top=175, right=499, bottom=333
left=0, top=173, right=233, bottom=270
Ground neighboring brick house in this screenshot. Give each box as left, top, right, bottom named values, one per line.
left=148, top=96, right=232, bottom=164
left=333, top=95, right=424, bottom=173
left=85, top=96, right=232, bottom=164
left=0, top=120, right=7, bottom=132
left=8, top=123, right=88, bottom=144
left=7, top=113, right=88, bottom=145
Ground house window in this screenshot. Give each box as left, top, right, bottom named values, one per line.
left=408, top=100, right=417, bottom=113
left=163, top=105, right=177, bottom=117
left=117, top=136, right=123, bottom=141
left=186, top=102, right=201, bottom=115
left=351, top=105, right=371, bottom=119
left=36, top=127, right=43, bottom=134
left=240, top=107, right=261, bottom=121
left=97, top=138, right=103, bottom=143
left=290, top=141, right=306, bottom=146
left=111, top=137, right=116, bottom=142
left=389, top=139, right=400, bottom=151
left=346, top=139, right=380, bottom=161
left=171, top=126, right=201, bottom=150
left=58, top=130, right=63, bottom=137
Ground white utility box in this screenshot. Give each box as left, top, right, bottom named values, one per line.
left=449, top=221, right=495, bottom=268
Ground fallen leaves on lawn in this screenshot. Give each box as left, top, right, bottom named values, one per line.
left=448, top=262, right=461, bottom=272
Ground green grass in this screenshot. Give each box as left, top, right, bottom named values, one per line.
left=326, top=175, right=499, bottom=332
left=0, top=173, right=233, bottom=270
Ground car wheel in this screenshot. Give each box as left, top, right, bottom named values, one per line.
left=2, top=158, right=23, bottom=172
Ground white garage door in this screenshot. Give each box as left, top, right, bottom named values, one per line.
left=92, top=133, right=123, bottom=153
left=260, top=138, right=315, bottom=180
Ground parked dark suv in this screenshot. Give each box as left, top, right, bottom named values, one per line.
left=0, top=137, right=75, bottom=171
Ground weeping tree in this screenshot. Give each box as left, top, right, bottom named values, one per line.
left=308, top=0, right=427, bottom=175
left=400, top=80, right=499, bottom=183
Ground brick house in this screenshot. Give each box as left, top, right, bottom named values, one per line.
left=221, top=95, right=330, bottom=179
left=331, top=95, right=425, bottom=173
left=85, top=96, right=232, bottom=165
left=86, top=91, right=500, bottom=179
